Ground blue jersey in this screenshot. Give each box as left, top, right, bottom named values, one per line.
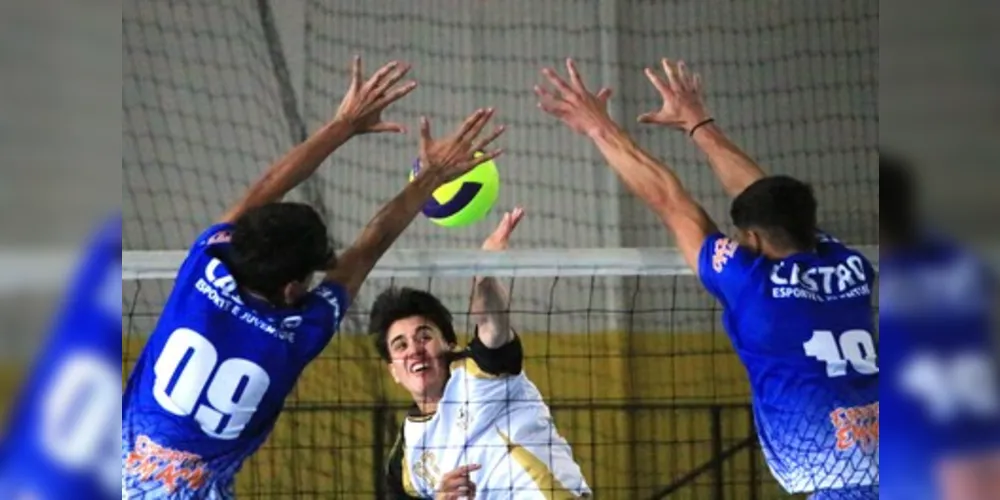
left=0, top=214, right=122, bottom=500
left=698, top=233, right=879, bottom=494
left=121, top=223, right=350, bottom=499
left=878, top=238, right=1000, bottom=500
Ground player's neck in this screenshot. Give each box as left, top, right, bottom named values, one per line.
left=415, top=399, right=440, bottom=415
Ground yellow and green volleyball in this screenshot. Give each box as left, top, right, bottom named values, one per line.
left=409, top=153, right=499, bottom=228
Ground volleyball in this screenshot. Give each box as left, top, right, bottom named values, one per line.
left=409, top=153, right=499, bottom=227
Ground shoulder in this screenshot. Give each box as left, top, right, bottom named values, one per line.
left=282, top=282, right=352, bottom=359
left=700, top=234, right=760, bottom=275
left=697, top=233, right=764, bottom=302
left=196, top=223, right=235, bottom=248
left=306, top=281, right=351, bottom=316
left=173, top=223, right=236, bottom=283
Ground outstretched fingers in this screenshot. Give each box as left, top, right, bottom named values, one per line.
left=505, top=207, right=526, bottom=233
left=644, top=66, right=671, bottom=97
left=565, top=58, right=589, bottom=93
left=471, top=125, right=506, bottom=155
left=349, top=55, right=363, bottom=93
left=661, top=58, right=682, bottom=92
left=361, top=61, right=408, bottom=103
left=418, top=116, right=433, bottom=148
left=533, top=85, right=563, bottom=113
left=675, top=60, right=693, bottom=91
left=596, top=87, right=613, bottom=104
left=541, top=67, right=575, bottom=99
left=457, top=108, right=495, bottom=143
left=370, top=80, right=417, bottom=112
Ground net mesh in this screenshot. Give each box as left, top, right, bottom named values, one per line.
left=123, top=270, right=771, bottom=498
left=122, top=0, right=878, bottom=498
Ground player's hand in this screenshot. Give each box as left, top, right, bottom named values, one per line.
left=482, top=207, right=525, bottom=252
left=637, top=59, right=711, bottom=132
left=334, top=56, right=417, bottom=135
left=535, top=58, right=616, bottom=138
left=417, top=109, right=505, bottom=184
left=435, top=464, right=481, bottom=499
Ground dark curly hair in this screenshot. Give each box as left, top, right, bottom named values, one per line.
left=731, top=175, right=818, bottom=251
left=369, top=287, right=457, bottom=362
left=226, top=202, right=332, bottom=304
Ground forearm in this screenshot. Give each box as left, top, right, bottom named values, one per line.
left=471, top=276, right=513, bottom=348
left=589, top=125, right=717, bottom=272
left=221, top=119, right=355, bottom=222
left=588, top=125, right=692, bottom=217
left=327, top=171, right=444, bottom=296
left=690, top=123, right=765, bottom=198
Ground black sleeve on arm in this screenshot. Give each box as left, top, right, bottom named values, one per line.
left=467, top=330, right=524, bottom=376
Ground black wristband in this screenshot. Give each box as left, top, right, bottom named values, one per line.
left=688, top=118, right=715, bottom=137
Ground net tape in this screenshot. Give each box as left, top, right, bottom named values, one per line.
left=121, top=246, right=881, bottom=281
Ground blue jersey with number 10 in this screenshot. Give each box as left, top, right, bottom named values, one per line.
left=0, top=214, right=122, bottom=500
left=121, top=224, right=350, bottom=499
left=698, top=232, right=879, bottom=494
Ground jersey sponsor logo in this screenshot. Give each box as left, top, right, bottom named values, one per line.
left=195, top=259, right=295, bottom=344
left=770, top=255, right=871, bottom=301
left=413, top=450, right=441, bottom=490
left=712, top=238, right=739, bottom=273
left=203, top=259, right=242, bottom=304
left=206, top=231, right=232, bottom=245
left=829, top=402, right=879, bottom=453
left=456, top=404, right=470, bottom=431
left=124, top=435, right=208, bottom=494
left=281, top=315, right=303, bottom=330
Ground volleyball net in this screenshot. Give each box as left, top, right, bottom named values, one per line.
left=122, top=0, right=879, bottom=497
left=122, top=247, right=878, bottom=498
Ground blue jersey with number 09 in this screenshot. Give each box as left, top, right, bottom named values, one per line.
left=0, top=213, right=122, bottom=500
left=121, top=223, right=350, bottom=499
left=878, top=238, right=1000, bottom=500
left=698, top=233, right=879, bottom=495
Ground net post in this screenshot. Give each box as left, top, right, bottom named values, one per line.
left=597, top=0, right=626, bottom=333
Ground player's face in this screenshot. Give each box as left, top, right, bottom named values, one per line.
left=385, top=316, right=452, bottom=402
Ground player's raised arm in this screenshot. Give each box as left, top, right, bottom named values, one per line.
left=638, top=59, right=765, bottom=198
left=326, top=109, right=506, bottom=299
left=536, top=59, right=717, bottom=274
left=219, top=56, right=417, bottom=224
left=472, top=207, right=524, bottom=348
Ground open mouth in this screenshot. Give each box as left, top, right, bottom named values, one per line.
left=409, top=362, right=430, bottom=374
